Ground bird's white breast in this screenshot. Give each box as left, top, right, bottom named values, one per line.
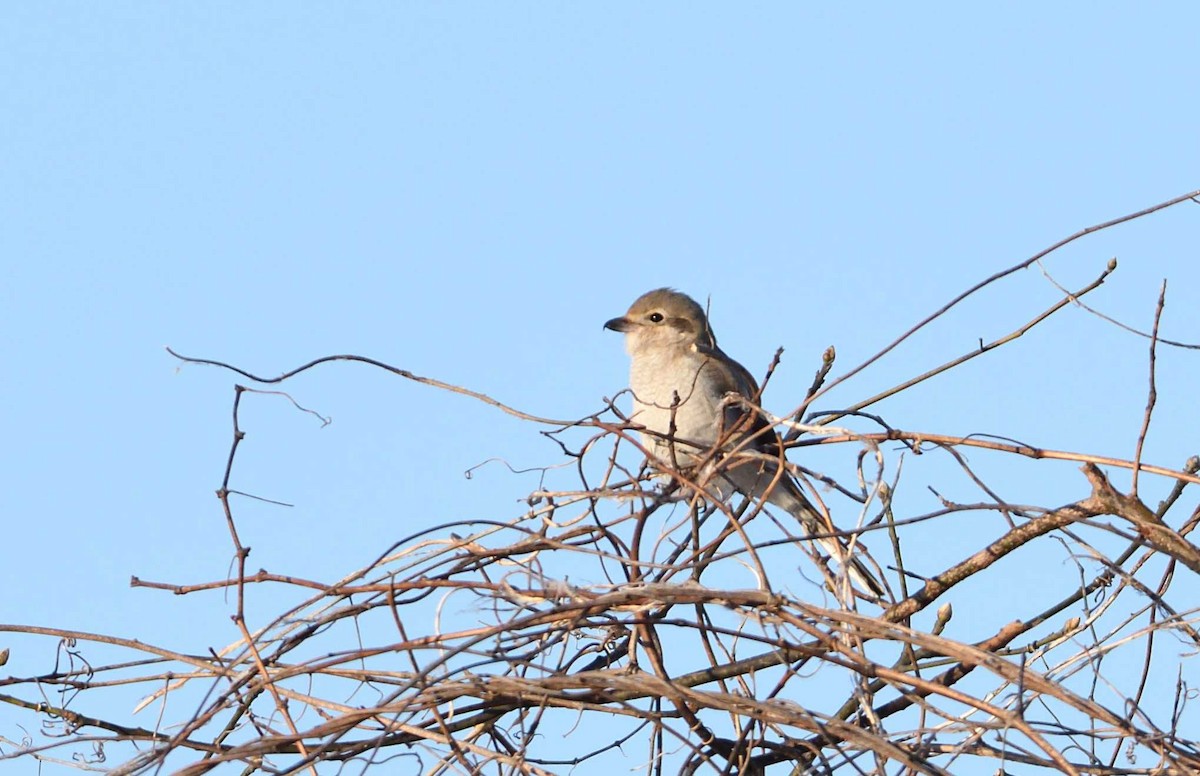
left=627, top=346, right=724, bottom=456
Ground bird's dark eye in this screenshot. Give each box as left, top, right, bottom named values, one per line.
left=648, top=312, right=664, bottom=323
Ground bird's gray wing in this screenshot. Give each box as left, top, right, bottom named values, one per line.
left=696, top=342, right=781, bottom=454
left=698, top=343, right=886, bottom=597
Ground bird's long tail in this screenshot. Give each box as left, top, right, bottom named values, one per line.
left=814, top=536, right=885, bottom=598
left=751, top=472, right=886, bottom=598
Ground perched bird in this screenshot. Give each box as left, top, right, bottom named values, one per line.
left=605, top=288, right=884, bottom=597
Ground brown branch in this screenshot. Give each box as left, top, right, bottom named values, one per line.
left=811, top=260, right=1114, bottom=428
left=1131, top=280, right=1166, bottom=496
left=812, top=187, right=1200, bottom=400
left=1081, top=463, right=1200, bottom=575
left=166, top=348, right=577, bottom=426
left=806, top=429, right=1200, bottom=486
left=1037, top=259, right=1200, bottom=350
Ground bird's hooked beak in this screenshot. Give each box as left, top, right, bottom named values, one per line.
left=604, top=315, right=634, bottom=333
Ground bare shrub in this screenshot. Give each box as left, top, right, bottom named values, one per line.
left=3, top=191, right=1200, bottom=775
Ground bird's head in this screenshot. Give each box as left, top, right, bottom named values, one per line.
left=604, top=288, right=716, bottom=356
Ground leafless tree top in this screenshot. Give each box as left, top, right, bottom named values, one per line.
left=3, top=191, right=1200, bottom=775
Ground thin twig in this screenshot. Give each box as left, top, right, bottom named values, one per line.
left=1131, top=280, right=1166, bottom=496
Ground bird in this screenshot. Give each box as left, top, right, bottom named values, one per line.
left=604, top=288, right=884, bottom=597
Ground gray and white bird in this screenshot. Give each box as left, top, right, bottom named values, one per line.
left=605, top=288, right=884, bottom=597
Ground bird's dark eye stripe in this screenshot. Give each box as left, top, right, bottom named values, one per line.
left=648, top=312, right=664, bottom=323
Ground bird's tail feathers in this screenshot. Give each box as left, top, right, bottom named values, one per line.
left=813, top=536, right=885, bottom=598
left=758, top=474, right=886, bottom=598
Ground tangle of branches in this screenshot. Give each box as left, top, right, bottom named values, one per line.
left=2, top=191, right=1199, bottom=775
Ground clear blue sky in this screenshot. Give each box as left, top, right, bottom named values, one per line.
left=2, top=5, right=1198, bottom=773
